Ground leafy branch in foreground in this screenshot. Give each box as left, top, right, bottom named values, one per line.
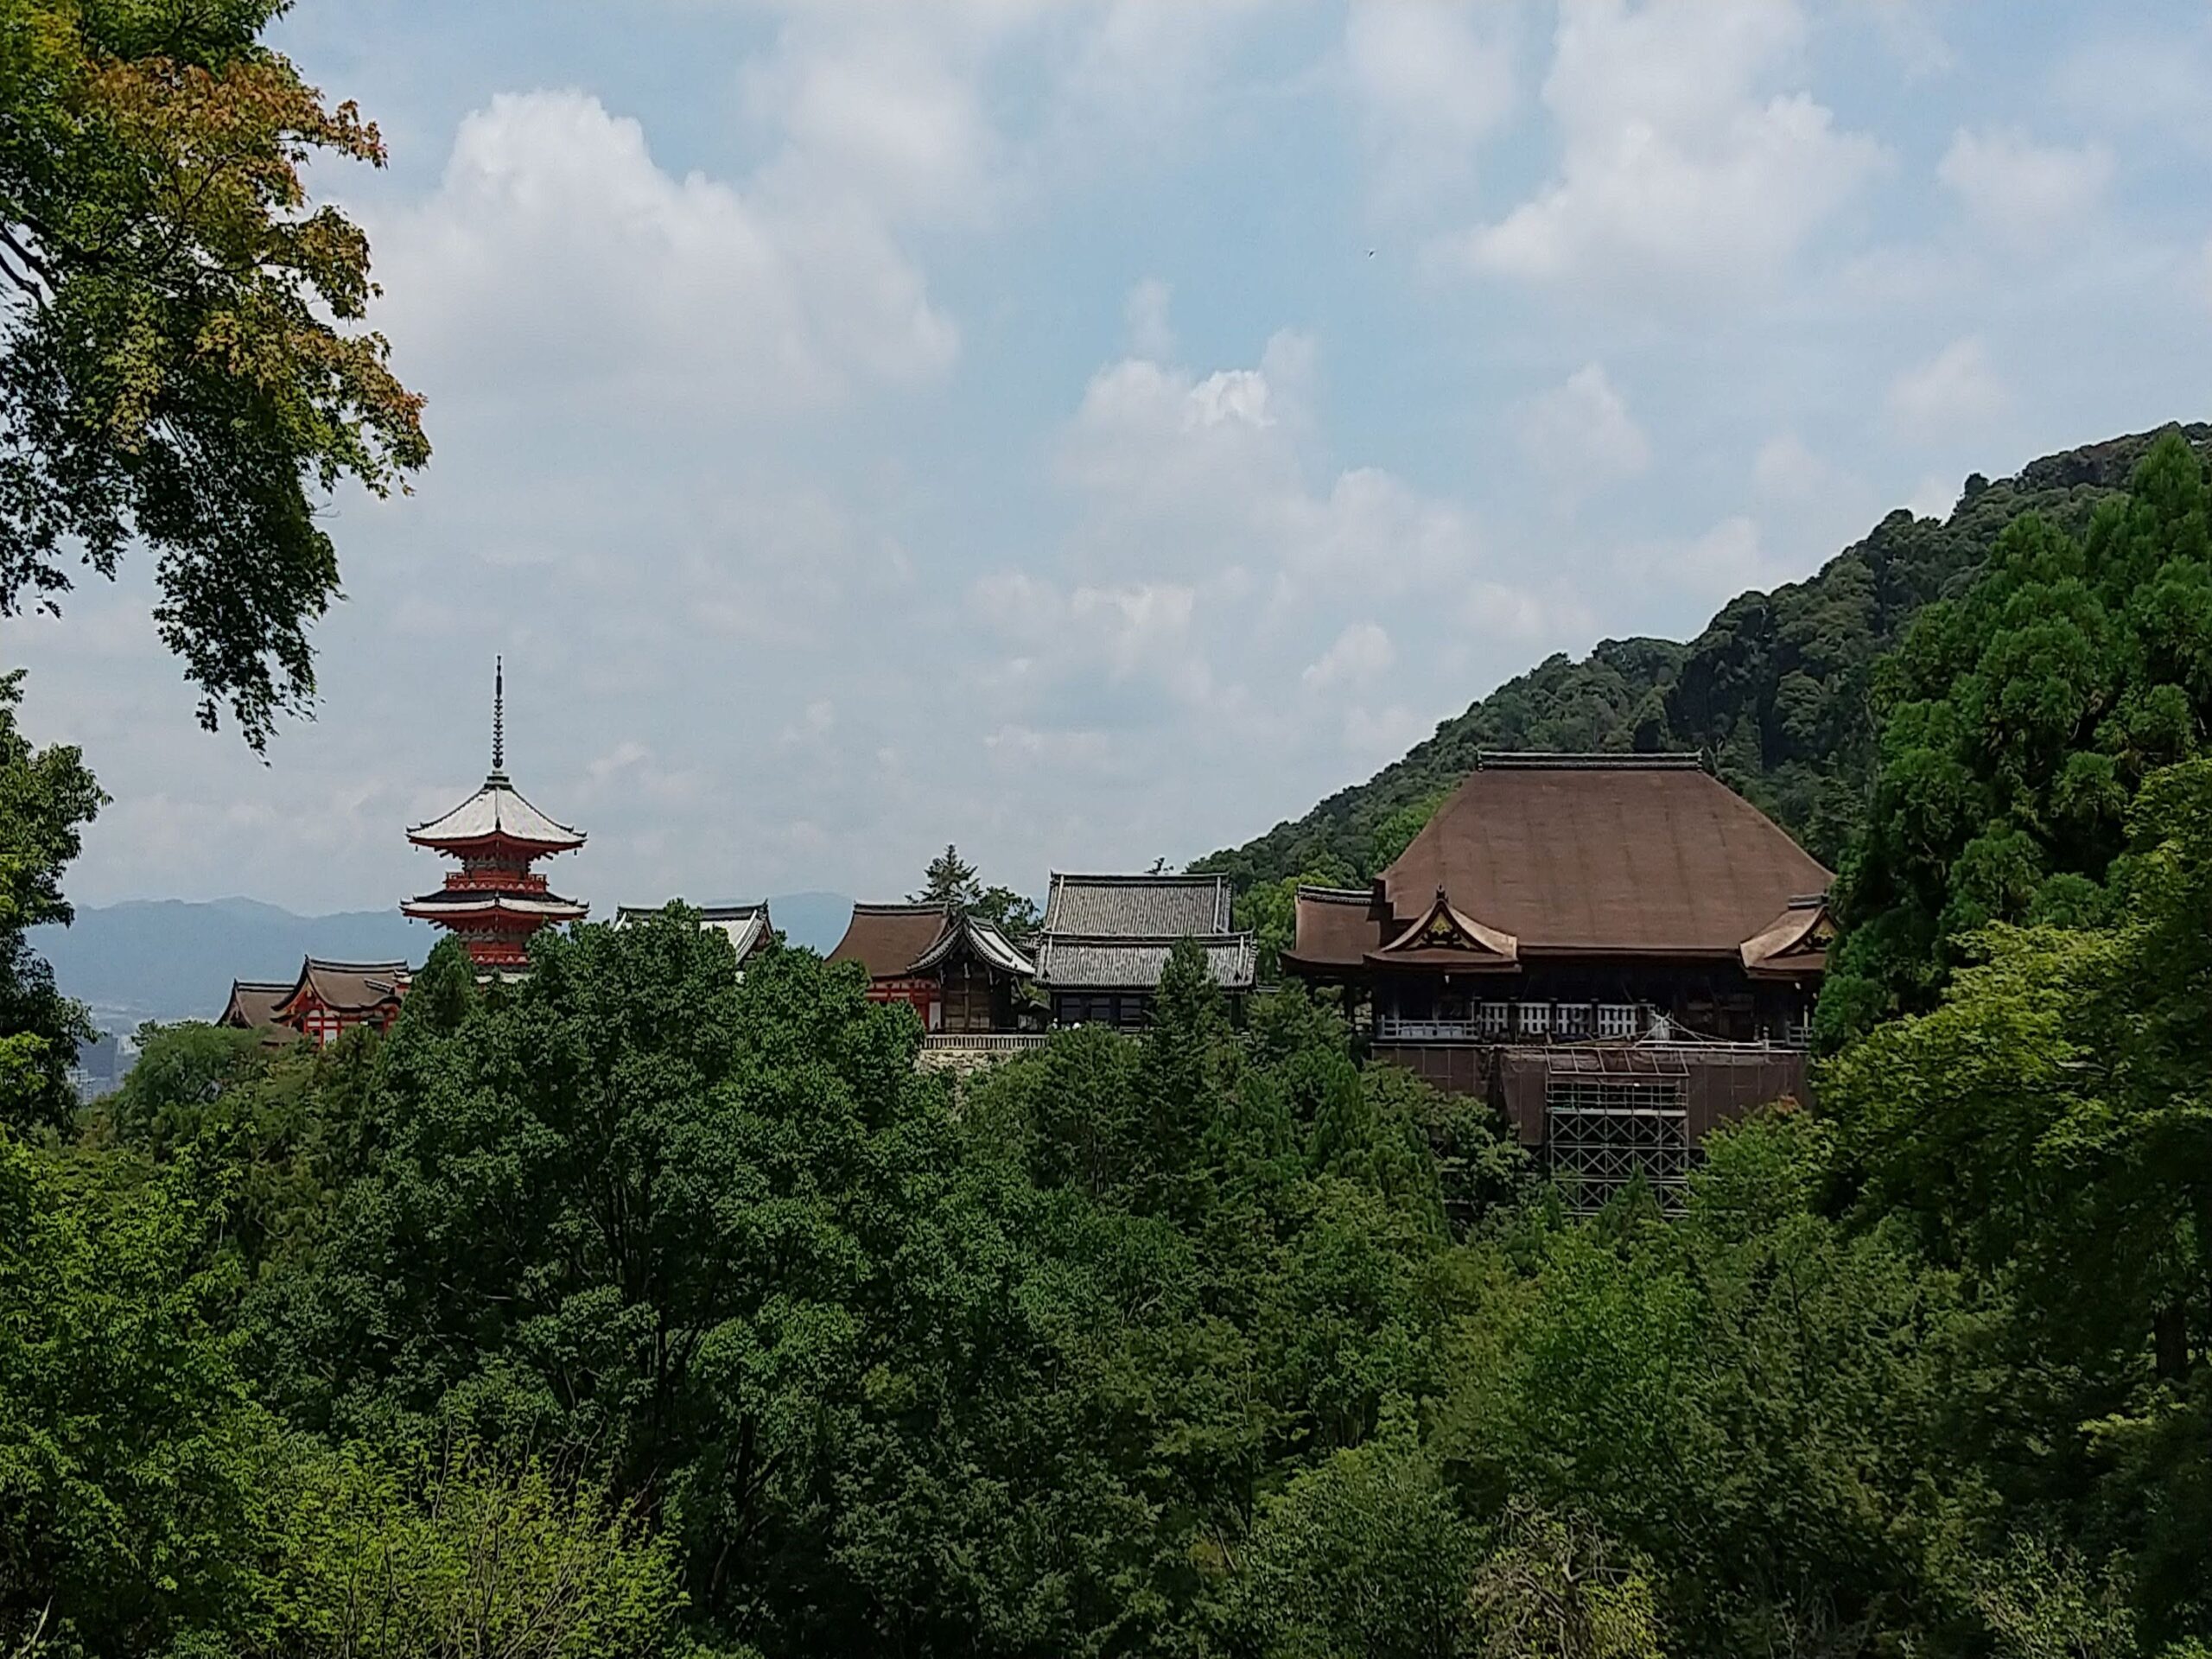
left=0, top=0, right=429, bottom=746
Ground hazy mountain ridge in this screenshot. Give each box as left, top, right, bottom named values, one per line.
left=1198, top=422, right=2212, bottom=890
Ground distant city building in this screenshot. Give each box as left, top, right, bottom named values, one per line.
left=1033, top=872, right=1255, bottom=1029
left=404, top=659, right=588, bottom=968
left=613, top=903, right=777, bottom=972
left=828, top=903, right=1037, bottom=1034
left=1284, top=753, right=1833, bottom=1211
left=68, top=1030, right=124, bottom=1102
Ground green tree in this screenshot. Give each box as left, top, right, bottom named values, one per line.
left=257, top=921, right=964, bottom=1646
left=1821, top=433, right=2212, bottom=1041
left=1435, top=1114, right=1989, bottom=1656
left=99, top=1017, right=360, bottom=1273
left=260, top=1439, right=685, bottom=1659
left=1, top=0, right=429, bottom=745
left=1825, top=760, right=2212, bottom=1643
left=0, top=669, right=101, bottom=1130
left=0, top=1129, right=273, bottom=1651
left=1222, top=1426, right=1484, bottom=1658
left=1465, top=1506, right=1668, bottom=1659
left=912, top=842, right=1040, bottom=933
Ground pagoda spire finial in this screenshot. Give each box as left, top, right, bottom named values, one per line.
left=492, top=656, right=505, bottom=776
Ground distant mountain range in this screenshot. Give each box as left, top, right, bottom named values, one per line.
left=31, top=893, right=858, bottom=1032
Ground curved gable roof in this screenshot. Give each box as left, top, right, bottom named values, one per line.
left=911, top=914, right=1035, bottom=978
left=271, top=958, right=410, bottom=1020
left=828, top=903, right=951, bottom=980
left=1382, top=754, right=1831, bottom=956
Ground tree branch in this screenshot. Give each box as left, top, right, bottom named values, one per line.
left=0, top=226, right=50, bottom=306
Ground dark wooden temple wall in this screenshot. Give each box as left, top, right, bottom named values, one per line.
left=1372, top=1043, right=1812, bottom=1148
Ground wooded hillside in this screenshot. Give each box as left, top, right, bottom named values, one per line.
left=1200, top=424, right=2212, bottom=888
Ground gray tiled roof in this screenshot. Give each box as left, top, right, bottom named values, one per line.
left=1042, top=873, right=1232, bottom=937
left=912, top=914, right=1036, bottom=978
left=1034, top=934, right=1256, bottom=992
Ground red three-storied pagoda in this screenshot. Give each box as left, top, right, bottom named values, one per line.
left=403, top=660, right=588, bottom=968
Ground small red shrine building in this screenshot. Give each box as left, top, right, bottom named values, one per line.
left=220, top=958, right=408, bottom=1047
left=403, top=662, right=588, bottom=968
left=827, top=903, right=1036, bottom=1032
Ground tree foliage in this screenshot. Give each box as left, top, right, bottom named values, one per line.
left=0, top=0, right=429, bottom=745
left=0, top=668, right=99, bottom=1130
left=1821, top=433, right=2212, bottom=1039
left=912, top=842, right=1041, bottom=934
left=20, top=777, right=2212, bottom=1656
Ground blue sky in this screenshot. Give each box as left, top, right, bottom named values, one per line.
left=10, top=0, right=2212, bottom=915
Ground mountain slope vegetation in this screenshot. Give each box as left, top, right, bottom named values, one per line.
left=1200, top=424, right=2212, bottom=890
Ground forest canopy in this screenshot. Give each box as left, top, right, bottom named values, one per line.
left=3, top=857, right=2207, bottom=1656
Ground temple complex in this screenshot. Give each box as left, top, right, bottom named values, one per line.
left=403, top=661, right=588, bottom=967
left=1285, top=753, right=1832, bottom=1210
left=1033, top=873, right=1256, bottom=1027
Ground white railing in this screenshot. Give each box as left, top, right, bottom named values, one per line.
left=921, top=1033, right=1051, bottom=1052
left=1377, top=1005, right=1663, bottom=1045
left=1376, top=1016, right=1484, bottom=1042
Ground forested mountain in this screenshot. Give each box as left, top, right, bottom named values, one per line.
left=1201, top=423, right=2212, bottom=889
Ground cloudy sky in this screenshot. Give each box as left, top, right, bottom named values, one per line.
left=10, top=0, right=2212, bottom=915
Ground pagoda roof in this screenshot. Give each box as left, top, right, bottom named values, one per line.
left=409, top=772, right=585, bottom=853
left=829, top=903, right=954, bottom=980
left=1366, top=887, right=1520, bottom=970
left=1287, top=754, right=1834, bottom=971
left=1739, top=893, right=1835, bottom=979
left=1382, top=753, right=1831, bottom=957
left=402, top=889, right=588, bottom=922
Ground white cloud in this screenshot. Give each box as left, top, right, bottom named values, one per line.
left=1938, top=127, right=2113, bottom=247
left=1124, top=277, right=1177, bottom=360
left=1751, top=432, right=1832, bottom=500
left=1344, top=0, right=1517, bottom=211
left=1886, top=335, right=2005, bottom=440
left=1522, top=364, right=1651, bottom=489
left=373, top=91, right=957, bottom=416
left=1904, top=473, right=1960, bottom=521
left=1303, top=621, right=1396, bottom=690
left=957, top=329, right=1590, bottom=850
left=1452, top=0, right=1883, bottom=302
left=2054, top=28, right=2212, bottom=155
left=1865, top=0, right=1955, bottom=78
left=1679, top=515, right=1784, bottom=597
left=741, top=21, right=1001, bottom=224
